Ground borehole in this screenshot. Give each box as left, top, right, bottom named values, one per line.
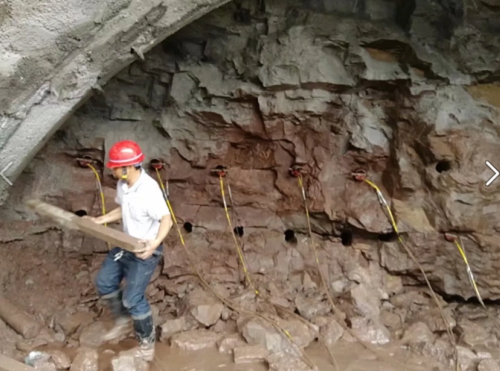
left=76, top=155, right=93, bottom=168
left=234, top=226, right=244, bottom=237
left=150, top=159, right=163, bottom=170
left=341, top=230, right=353, bottom=246
left=284, top=229, right=296, bottom=243
left=74, top=210, right=88, bottom=217
left=436, top=160, right=451, bottom=173
left=183, top=222, right=193, bottom=233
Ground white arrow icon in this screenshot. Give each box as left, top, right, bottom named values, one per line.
left=486, top=161, right=499, bottom=186
left=0, top=161, right=13, bottom=186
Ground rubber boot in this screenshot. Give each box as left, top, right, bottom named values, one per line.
left=102, top=292, right=132, bottom=342
left=133, top=315, right=156, bottom=362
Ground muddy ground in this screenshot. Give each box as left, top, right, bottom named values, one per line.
left=1, top=226, right=500, bottom=371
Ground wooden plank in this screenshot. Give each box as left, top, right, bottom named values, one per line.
left=25, top=199, right=140, bottom=253
left=0, top=355, right=36, bottom=371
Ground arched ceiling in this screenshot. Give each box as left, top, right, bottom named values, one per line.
left=0, top=0, right=231, bottom=204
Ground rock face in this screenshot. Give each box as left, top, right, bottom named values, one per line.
left=2, top=0, right=500, bottom=301
left=2, top=0, right=500, bottom=370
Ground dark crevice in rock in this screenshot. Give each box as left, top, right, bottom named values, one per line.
left=413, top=133, right=441, bottom=167
left=395, top=0, right=416, bottom=33
left=473, top=72, right=500, bottom=84
left=359, top=39, right=445, bottom=82
left=440, top=291, right=500, bottom=306
left=152, top=118, right=172, bottom=140
left=355, top=79, right=411, bottom=93
left=378, top=232, right=398, bottom=242
left=333, top=224, right=398, bottom=244
left=233, top=8, right=252, bottom=24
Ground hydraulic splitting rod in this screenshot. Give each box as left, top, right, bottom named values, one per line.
left=210, top=166, right=243, bottom=231
left=444, top=233, right=486, bottom=310
left=150, top=161, right=315, bottom=369
left=77, top=155, right=110, bottom=250
left=209, top=166, right=244, bottom=236
left=211, top=165, right=259, bottom=296
left=352, top=169, right=460, bottom=371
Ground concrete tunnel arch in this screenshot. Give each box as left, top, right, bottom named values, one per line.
left=0, top=0, right=232, bottom=205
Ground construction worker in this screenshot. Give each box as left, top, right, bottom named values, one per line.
left=86, top=140, right=172, bottom=362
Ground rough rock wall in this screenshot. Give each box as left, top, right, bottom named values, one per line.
left=0, top=0, right=232, bottom=204
left=3, top=0, right=500, bottom=308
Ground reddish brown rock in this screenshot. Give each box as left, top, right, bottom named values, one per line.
left=70, top=348, right=98, bottom=371
left=170, top=329, right=221, bottom=351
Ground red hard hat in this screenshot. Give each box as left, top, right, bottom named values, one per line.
left=106, top=140, right=145, bottom=168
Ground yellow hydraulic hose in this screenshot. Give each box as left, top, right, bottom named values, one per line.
left=446, top=235, right=485, bottom=309
left=87, top=164, right=107, bottom=225
left=84, top=161, right=110, bottom=250
left=217, top=173, right=260, bottom=296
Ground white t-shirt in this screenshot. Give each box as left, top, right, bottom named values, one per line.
left=114, top=170, right=170, bottom=240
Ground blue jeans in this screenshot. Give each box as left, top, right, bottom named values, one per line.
left=95, top=245, right=163, bottom=321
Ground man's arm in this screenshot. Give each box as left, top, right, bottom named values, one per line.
left=135, top=183, right=173, bottom=259
left=152, top=214, right=173, bottom=247
left=93, top=207, right=122, bottom=224
left=135, top=214, right=173, bottom=260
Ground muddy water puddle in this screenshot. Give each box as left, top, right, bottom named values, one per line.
left=39, top=338, right=440, bottom=371
left=150, top=346, right=266, bottom=371
left=148, top=341, right=435, bottom=371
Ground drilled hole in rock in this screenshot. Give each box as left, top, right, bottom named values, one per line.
left=74, top=210, right=88, bottom=217
left=284, top=229, right=296, bottom=243
left=234, top=226, right=244, bottom=237
left=378, top=232, right=398, bottom=242
left=234, top=8, right=251, bottom=23
left=436, top=160, right=451, bottom=173
left=183, top=222, right=193, bottom=233
left=341, top=231, right=353, bottom=246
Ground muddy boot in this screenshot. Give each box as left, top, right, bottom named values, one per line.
left=102, top=292, right=131, bottom=342
left=133, top=315, right=156, bottom=362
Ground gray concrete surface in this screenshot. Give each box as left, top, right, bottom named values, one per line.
left=0, top=0, right=231, bottom=205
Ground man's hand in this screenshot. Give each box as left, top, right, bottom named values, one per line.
left=82, top=215, right=105, bottom=224
left=135, top=239, right=161, bottom=260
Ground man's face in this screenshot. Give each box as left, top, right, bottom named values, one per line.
left=111, top=166, right=124, bottom=179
